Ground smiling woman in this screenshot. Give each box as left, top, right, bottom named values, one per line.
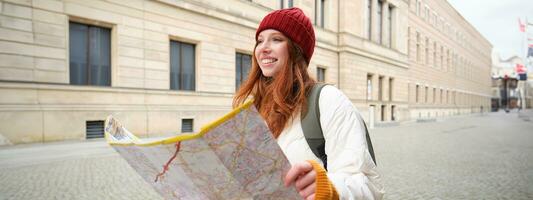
left=255, top=29, right=289, bottom=77
left=233, top=7, right=384, bottom=200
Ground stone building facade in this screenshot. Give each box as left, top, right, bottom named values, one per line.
left=0, top=0, right=488, bottom=144
left=406, top=0, right=492, bottom=120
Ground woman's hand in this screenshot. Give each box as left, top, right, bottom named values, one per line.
left=284, top=161, right=316, bottom=200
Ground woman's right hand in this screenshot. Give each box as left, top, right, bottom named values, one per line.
left=284, top=161, right=317, bottom=200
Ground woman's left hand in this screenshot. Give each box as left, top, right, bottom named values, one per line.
left=284, top=161, right=316, bottom=200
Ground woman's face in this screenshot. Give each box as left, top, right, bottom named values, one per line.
left=255, top=29, right=289, bottom=77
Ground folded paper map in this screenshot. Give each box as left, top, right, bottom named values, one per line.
left=105, top=101, right=301, bottom=199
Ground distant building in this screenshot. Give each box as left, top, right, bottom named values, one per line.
left=406, top=0, right=492, bottom=119
left=491, top=53, right=530, bottom=111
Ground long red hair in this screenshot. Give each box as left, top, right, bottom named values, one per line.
left=233, top=39, right=316, bottom=138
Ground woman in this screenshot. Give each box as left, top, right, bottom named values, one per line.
left=233, top=7, right=384, bottom=200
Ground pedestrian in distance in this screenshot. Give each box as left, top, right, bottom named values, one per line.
left=233, top=7, right=384, bottom=200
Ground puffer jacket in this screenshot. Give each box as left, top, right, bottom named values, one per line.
left=277, top=85, right=385, bottom=200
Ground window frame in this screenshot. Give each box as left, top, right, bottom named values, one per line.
left=68, top=21, right=112, bottom=87
left=317, top=66, right=326, bottom=83
left=235, top=52, right=252, bottom=91
left=170, top=40, right=196, bottom=91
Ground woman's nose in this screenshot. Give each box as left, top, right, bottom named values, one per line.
left=260, top=45, right=271, bottom=54
left=257, top=41, right=271, bottom=52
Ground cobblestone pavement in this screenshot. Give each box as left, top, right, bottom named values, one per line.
left=372, top=109, right=533, bottom=200
left=0, top=110, right=532, bottom=199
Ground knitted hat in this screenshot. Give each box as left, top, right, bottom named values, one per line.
left=256, top=7, right=316, bottom=64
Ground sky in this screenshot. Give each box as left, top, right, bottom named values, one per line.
left=447, top=0, right=533, bottom=60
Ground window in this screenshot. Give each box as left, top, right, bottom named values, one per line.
left=181, top=119, right=193, bottom=133
left=440, top=46, right=444, bottom=70
left=446, top=49, right=450, bottom=71
left=431, top=12, right=436, bottom=25
left=415, top=84, right=419, bottom=103
left=407, top=27, right=411, bottom=57
left=315, top=0, right=327, bottom=28
left=280, top=0, right=294, bottom=8
left=367, top=74, right=373, bottom=100
left=377, top=0, right=383, bottom=44
left=170, top=41, right=196, bottom=91
left=388, top=5, right=393, bottom=47
left=381, top=105, right=385, bottom=121
left=424, top=6, right=429, bottom=20
left=453, top=53, right=457, bottom=72
left=389, top=77, right=393, bottom=101
left=425, top=38, right=429, bottom=64
left=236, top=52, right=252, bottom=90
left=416, top=32, right=420, bottom=62
left=425, top=86, right=428, bottom=103
left=433, top=42, right=437, bottom=67
left=69, top=22, right=111, bottom=86
left=317, top=67, right=326, bottom=82
left=416, top=0, right=421, bottom=16
left=378, top=76, right=384, bottom=101
left=367, top=0, right=372, bottom=39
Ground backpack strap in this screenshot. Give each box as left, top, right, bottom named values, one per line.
left=358, top=112, right=377, bottom=165
left=301, top=84, right=377, bottom=170
left=301, top=83, right=328, bottom=169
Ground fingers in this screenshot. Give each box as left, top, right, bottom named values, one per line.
left=295, top=169, right=316, bottom=190
left=285, top=162, right=317, bottom=199
left=298, top=179, right=316, bottom=198
left=284, top=162, right=313, bottom=187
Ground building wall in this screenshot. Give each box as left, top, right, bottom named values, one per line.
left=0, top=0, right=490, bottom=145
left=406, top=0, right=492, bottom=120
left=0, top=0, right=264, bottom=144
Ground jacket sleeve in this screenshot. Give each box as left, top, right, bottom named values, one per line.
left=319, top=85, right=385, bottom=200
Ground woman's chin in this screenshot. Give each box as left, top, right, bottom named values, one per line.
left=261, top=71, right=274, bottom=77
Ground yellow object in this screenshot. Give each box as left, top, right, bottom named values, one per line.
left=105, top=100, right=254, bottom=146
left=308, top=160, right=339, bottom=200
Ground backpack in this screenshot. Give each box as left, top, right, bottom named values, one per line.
left=301, top=83, right=376, bottom=170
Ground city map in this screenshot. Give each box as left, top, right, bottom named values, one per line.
left=105, top=101, right=301, bottom=199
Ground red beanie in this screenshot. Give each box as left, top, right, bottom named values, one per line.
left=256, top=7, right=316, bottom=64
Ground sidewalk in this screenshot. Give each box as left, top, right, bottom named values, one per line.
left=0, top=139, right=163, bottom=200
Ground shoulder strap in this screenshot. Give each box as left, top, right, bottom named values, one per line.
left=301, top=83, right=328, bottom=168
left=301, top=84, right=377, bottom=168
left=358, top=112, right=377, bottom=165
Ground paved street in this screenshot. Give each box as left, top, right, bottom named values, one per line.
left=373, top=110, right=533, bottom=199
left=1, top=110, right=532, bottom=199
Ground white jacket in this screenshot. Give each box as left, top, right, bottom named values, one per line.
left=277, top=85, right=385, bottom=200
